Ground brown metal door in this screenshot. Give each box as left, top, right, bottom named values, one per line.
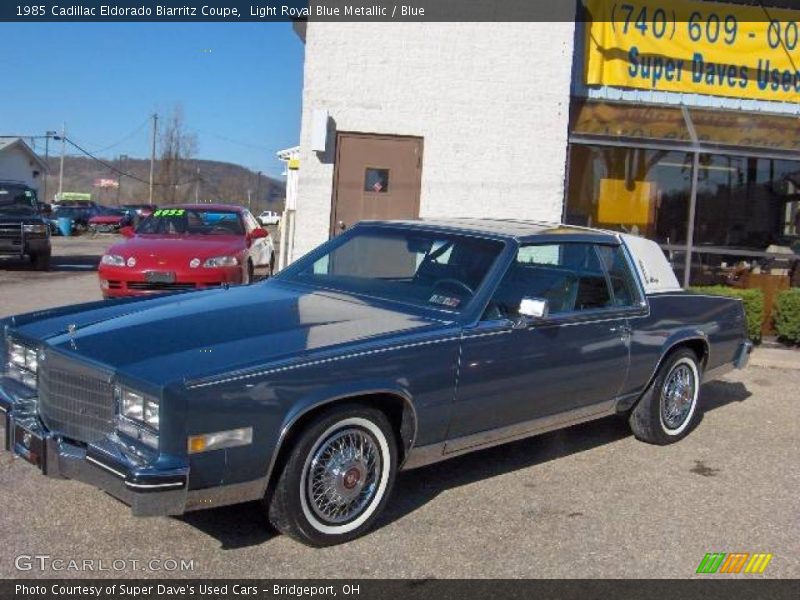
left=331, top=133, right=423, bottom=236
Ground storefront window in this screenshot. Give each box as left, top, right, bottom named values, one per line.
left=690, top=155, right=800, bottom=286
left=565, top=145, right=692, bottom=281
left=568, top=100, right=800, bottom=293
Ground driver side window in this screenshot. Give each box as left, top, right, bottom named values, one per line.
left=485, top=242, right=613, bottom=320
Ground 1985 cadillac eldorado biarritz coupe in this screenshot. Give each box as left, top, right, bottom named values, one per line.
left=1, top=219, right=752, bottom=546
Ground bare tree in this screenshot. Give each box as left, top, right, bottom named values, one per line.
left=157, top=106, right=197, bottom=205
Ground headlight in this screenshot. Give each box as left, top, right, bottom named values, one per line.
left=6, top=340, right=38, bottom=389
left=101, top=254, right=126, bottom=267
left=203, top=256, right=239, bottom=268
left=23, top=224, right=48, bottom=235
left=116, top=385, right=159, bottom=448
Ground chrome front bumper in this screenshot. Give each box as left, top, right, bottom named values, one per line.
left=1, top=378, right=188, bottom=517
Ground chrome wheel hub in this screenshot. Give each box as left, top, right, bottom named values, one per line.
left=662, top=364, right=695, bottom=430
left=306, top=428, right=381, bottom=524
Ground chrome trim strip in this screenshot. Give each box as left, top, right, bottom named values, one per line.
left=124, top=480, right=185, bottom=490
left=85, top=455, right=126, bottom=479
left=444, top=399, right=617, bottom=455
left=461, top=329, right=513, bottom=340
left=650, top=293, right=743, bottom=301
left=404, top=400, right=618, bottom=470
left=186, top=336, right=461, bottom=388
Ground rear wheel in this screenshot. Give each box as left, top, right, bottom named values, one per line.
left=243, top=260, right=253, bottom=285
left=267, top=405, right=397, bottom=546
left=629, top=348, right=701, bottom=445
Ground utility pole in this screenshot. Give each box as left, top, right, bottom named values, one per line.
left=57, top=123, right=66, bottom=202
left=247, top=189, right=252, bottom=211
left=148, top=113, right=158, bottom=205
left=195, top=166, right=200, bottom=203
left=43, top=130, right=56, bottom=204
left=255, top=171, right=262, bottom=213
left=117, top=154, right=128, bottom=205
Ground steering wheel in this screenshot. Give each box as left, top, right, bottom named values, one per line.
left=432, top=278, right=475, bottom=297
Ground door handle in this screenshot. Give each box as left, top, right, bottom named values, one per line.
left=337, top=220, right=347, bottom=231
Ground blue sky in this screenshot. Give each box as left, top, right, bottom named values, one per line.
left=0, top=23, right=304, bottom=177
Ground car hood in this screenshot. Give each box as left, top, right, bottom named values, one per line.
left=9, top=282, right=445, bottom=387
left=0, top=213, right=46, bottom=224
left=108, top=235, right=244, bottom=258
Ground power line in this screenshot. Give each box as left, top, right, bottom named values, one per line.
left=193, top=128, right=271, bottom=151
left=64, top=136, right=199, bottom=187
left=70, top=117, right=151, bottom=155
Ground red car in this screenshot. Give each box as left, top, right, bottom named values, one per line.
left=88, top=207, right=134, bottom=234
left=98, top=204, right=275, bottom=298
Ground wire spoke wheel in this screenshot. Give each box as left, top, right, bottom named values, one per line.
left=661, top=363, right=696, bottom=431
left=304, top=428, right=382, bottom=525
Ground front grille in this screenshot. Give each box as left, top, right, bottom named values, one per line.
left=127, top=282, right=198, bottom=291
left=38, top=351, right=115, bottom=443
left=0, top=224, right=22, bottom=242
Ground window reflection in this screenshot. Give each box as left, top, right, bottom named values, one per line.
left=566, top=145, right=692, bottom=245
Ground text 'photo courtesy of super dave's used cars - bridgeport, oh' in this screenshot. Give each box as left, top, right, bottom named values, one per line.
left=1, top=219, right=751, bottom=546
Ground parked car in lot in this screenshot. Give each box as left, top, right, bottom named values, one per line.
left=87, top=207, right=135, bottom=234
left=0, top=219, right=751, bottom=546
left=121, top=203, right=157, bottom=219
left=50, top=203, right=102, bottom=234
left=97, top=204, right=274, bottom=297
left=0, top=181, right=51, bottom=269
left=258, top=210, right=280, bottom=226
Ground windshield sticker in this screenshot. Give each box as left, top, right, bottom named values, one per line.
left=429, top=294, right=461, bottom=308
left=153, top=209, right=185, bottom=217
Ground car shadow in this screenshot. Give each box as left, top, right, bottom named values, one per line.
left=180, top=501, right=274, bottom=549
left=0, top=254, right=100, bottom=273
left=179, top=378, right=752, bottom=549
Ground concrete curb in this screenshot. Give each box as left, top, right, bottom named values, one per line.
left=749, top=347, right=800, bottom=370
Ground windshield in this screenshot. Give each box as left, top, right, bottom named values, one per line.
left=0, top=184, right=38, bottom=214
left=280, top=227, right=505, bottom=312
left=136, top=208, right=244, bottom=235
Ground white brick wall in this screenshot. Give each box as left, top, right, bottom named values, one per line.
left=294, top=21, right=576, bottom=260
left=0, top=146, right=43, bottom=197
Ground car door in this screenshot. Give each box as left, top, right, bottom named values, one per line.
left=445, top=242, right=640, bottom=450
left=244, top=211, right=269, bottom=267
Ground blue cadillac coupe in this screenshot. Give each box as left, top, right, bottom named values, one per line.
left=1, top=219, right=751, bottom=545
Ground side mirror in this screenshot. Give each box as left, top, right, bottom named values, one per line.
left=518, top=297, right=549, bottom=320
left=119, top=226, right=135, bottom=238
left=250, top=228, right=268, bottom=240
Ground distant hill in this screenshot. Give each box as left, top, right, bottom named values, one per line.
left=42, top=156, right=285, bottom=214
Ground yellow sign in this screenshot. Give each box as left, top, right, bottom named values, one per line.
left=585, top=0, right=800, bottom=102
left=597, top=178, right=653, bottom=229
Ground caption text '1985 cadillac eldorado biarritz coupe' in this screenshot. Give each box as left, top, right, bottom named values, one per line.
left=1, top=219, right=752, bottom=546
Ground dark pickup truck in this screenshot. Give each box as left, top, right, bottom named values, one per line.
left=0, top=181, right=51, bottom=270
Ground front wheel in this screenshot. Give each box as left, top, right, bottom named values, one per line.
left=629, top=348, right=701, bottom=445
left=267, top=405, right=397, bottom=546
left=30, top=251, right=51, bottom=271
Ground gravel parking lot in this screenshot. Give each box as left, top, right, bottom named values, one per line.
left=0, top=236, right=798, bottom=579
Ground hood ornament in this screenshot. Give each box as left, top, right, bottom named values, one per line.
left=67, top=323, right=78, bottom=349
